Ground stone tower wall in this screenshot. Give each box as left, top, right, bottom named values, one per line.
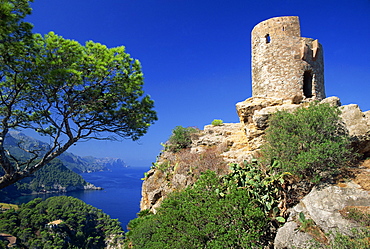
left=251, top=16, right=325, bottom=100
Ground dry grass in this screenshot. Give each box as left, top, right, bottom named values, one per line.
left=156, top=143, right=229, bottom=185
left=173, top=145, right=229, bottom=177
left=336, top=158, right=370, bottom=191
left=353, top=159, right=370, bottom=191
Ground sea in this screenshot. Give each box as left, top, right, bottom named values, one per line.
left=9, top=166, right=148, bottom=231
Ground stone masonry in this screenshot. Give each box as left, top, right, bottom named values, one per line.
left=252, top=16, right=325, bottom=100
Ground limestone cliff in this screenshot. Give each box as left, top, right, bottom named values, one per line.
left=141, top=96, right=370, bottom=214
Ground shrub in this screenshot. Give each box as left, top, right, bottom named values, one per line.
left=222, top=160, right=289, bottom=219
left=211, top=119, right=223, bottom=126
left=0, top=196, right=123, bottom=248
left=166, top=126, right=199, bottom=152
left=261, top=103, right=354, bottom=182
left=126, top=171, right=268, bottom=248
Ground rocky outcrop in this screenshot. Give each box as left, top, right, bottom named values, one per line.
left=140, top=168, right=172, bottom=213
left=191, top=123, right=252, bottom=164
left=140, top=141, right=230, bottom=212
left=340, top=104, right=370, bottom=156
left=275, top=182, right=370, bottom=248
left=106, top=235, right=125, bottom=249
left=235, top=96, right=370, bottom=159
left=235, top=96, right=307, bottom=159
left=140, top=96, right=370, bottom=214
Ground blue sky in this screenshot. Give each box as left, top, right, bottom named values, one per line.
left=25, top=0, right=370, bottom=167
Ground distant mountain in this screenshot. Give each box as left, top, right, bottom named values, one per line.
left=76, top=156, right=127, bottom=172
left=5, top=131, right=127, bottom=173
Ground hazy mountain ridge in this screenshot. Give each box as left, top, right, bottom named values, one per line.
left=6, top=131, right=127, bottom=173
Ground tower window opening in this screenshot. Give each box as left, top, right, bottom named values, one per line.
left=282, top=27, right=285, bottom=31
left=303, top=71, right=313, bottom=98
left=265, top=34, right=271, bottom=43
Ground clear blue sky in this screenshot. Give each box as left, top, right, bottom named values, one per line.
left=25, top=0, right=370, bottom=167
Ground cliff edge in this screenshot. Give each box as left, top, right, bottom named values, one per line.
left=141, top=96, right=370, bottom=213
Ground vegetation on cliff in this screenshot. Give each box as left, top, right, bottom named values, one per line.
left=261, top=103, right=355, bottom=183
left=134, top=102, right=365, bottom=248
left=0, top=196, right=123, bottom=248
left=164, top=126, right=199, bottom=152
left=1, top=131, right=106, bottom=201
left=127, top=170, right=270, bottom=248
left=128, top=159, right=292, bottom=248
left=0, top=159, right=89, bottom=201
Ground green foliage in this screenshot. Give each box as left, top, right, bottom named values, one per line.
left=127, top=170, right=269, bottom=248
left=327, top=229, right=370, bottom=249
left=141, top=171, right=150, bottom=180
left=128, top=160, right=291, bottom=248
left=0, top=2, right=157, bottom=188
left=151, top=160, right=171, bottom=172
left=166, top=126, right=199, bottom=152
left=29, top=32, right=157, bottom=140
left=261, top=103, right=354, bottom=182
left=222, top=160, right=289, bottom=219
left=211, top=119, right=223, bottom=126
left=297, top=212, right=315, bottom=232
left=15, top=159, right=87, bottom=192
left=0, top=196, right=124, bottom=248
left=0, top=158, right=89, bottom=200
left=0, top=0, right=34, bottom=65
left=298, top=211, right=306, bottom=223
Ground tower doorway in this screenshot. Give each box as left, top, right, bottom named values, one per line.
left=303, top=71, right=313, bottom=98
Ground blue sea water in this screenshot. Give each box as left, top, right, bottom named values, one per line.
left=11, top=167, right=148, bottom=230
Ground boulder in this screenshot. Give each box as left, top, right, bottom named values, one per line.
left=236, top=97, right=285, bottom=124
left=274, top=221, right=314, bottom=249
left=193, top=123, right=235, bottom=147
left=340, top=104, right=370, bottom=156
left=252, top=104, right=300, bottom=129
left=320, top=96, right=341, bottom=107
left=275, top=185, right=370, bottom=248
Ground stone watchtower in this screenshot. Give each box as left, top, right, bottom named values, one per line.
left=251, top=16, right=325, bottom=100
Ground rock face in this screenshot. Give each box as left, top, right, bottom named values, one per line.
left=235, top=95, right=370, bottom=159
left=140, top=168, right=172, bottom=213
left=192, top=123, right=252, bottom=164
left=141, top=96, right=370, bottom=213
left=140, top=140, right=230, bottom=212
left=340, top=104, right=370, bottom=156
left=274, top=183, right=370, bottom=248
left=236, top=96, right=302, bottom=155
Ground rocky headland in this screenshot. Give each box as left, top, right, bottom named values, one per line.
left=140, top=95, right=370, bottom=247
left=139, top=16, right=370, bottom=247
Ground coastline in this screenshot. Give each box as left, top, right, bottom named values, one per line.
left=24, top=183, right=103, bottom=196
